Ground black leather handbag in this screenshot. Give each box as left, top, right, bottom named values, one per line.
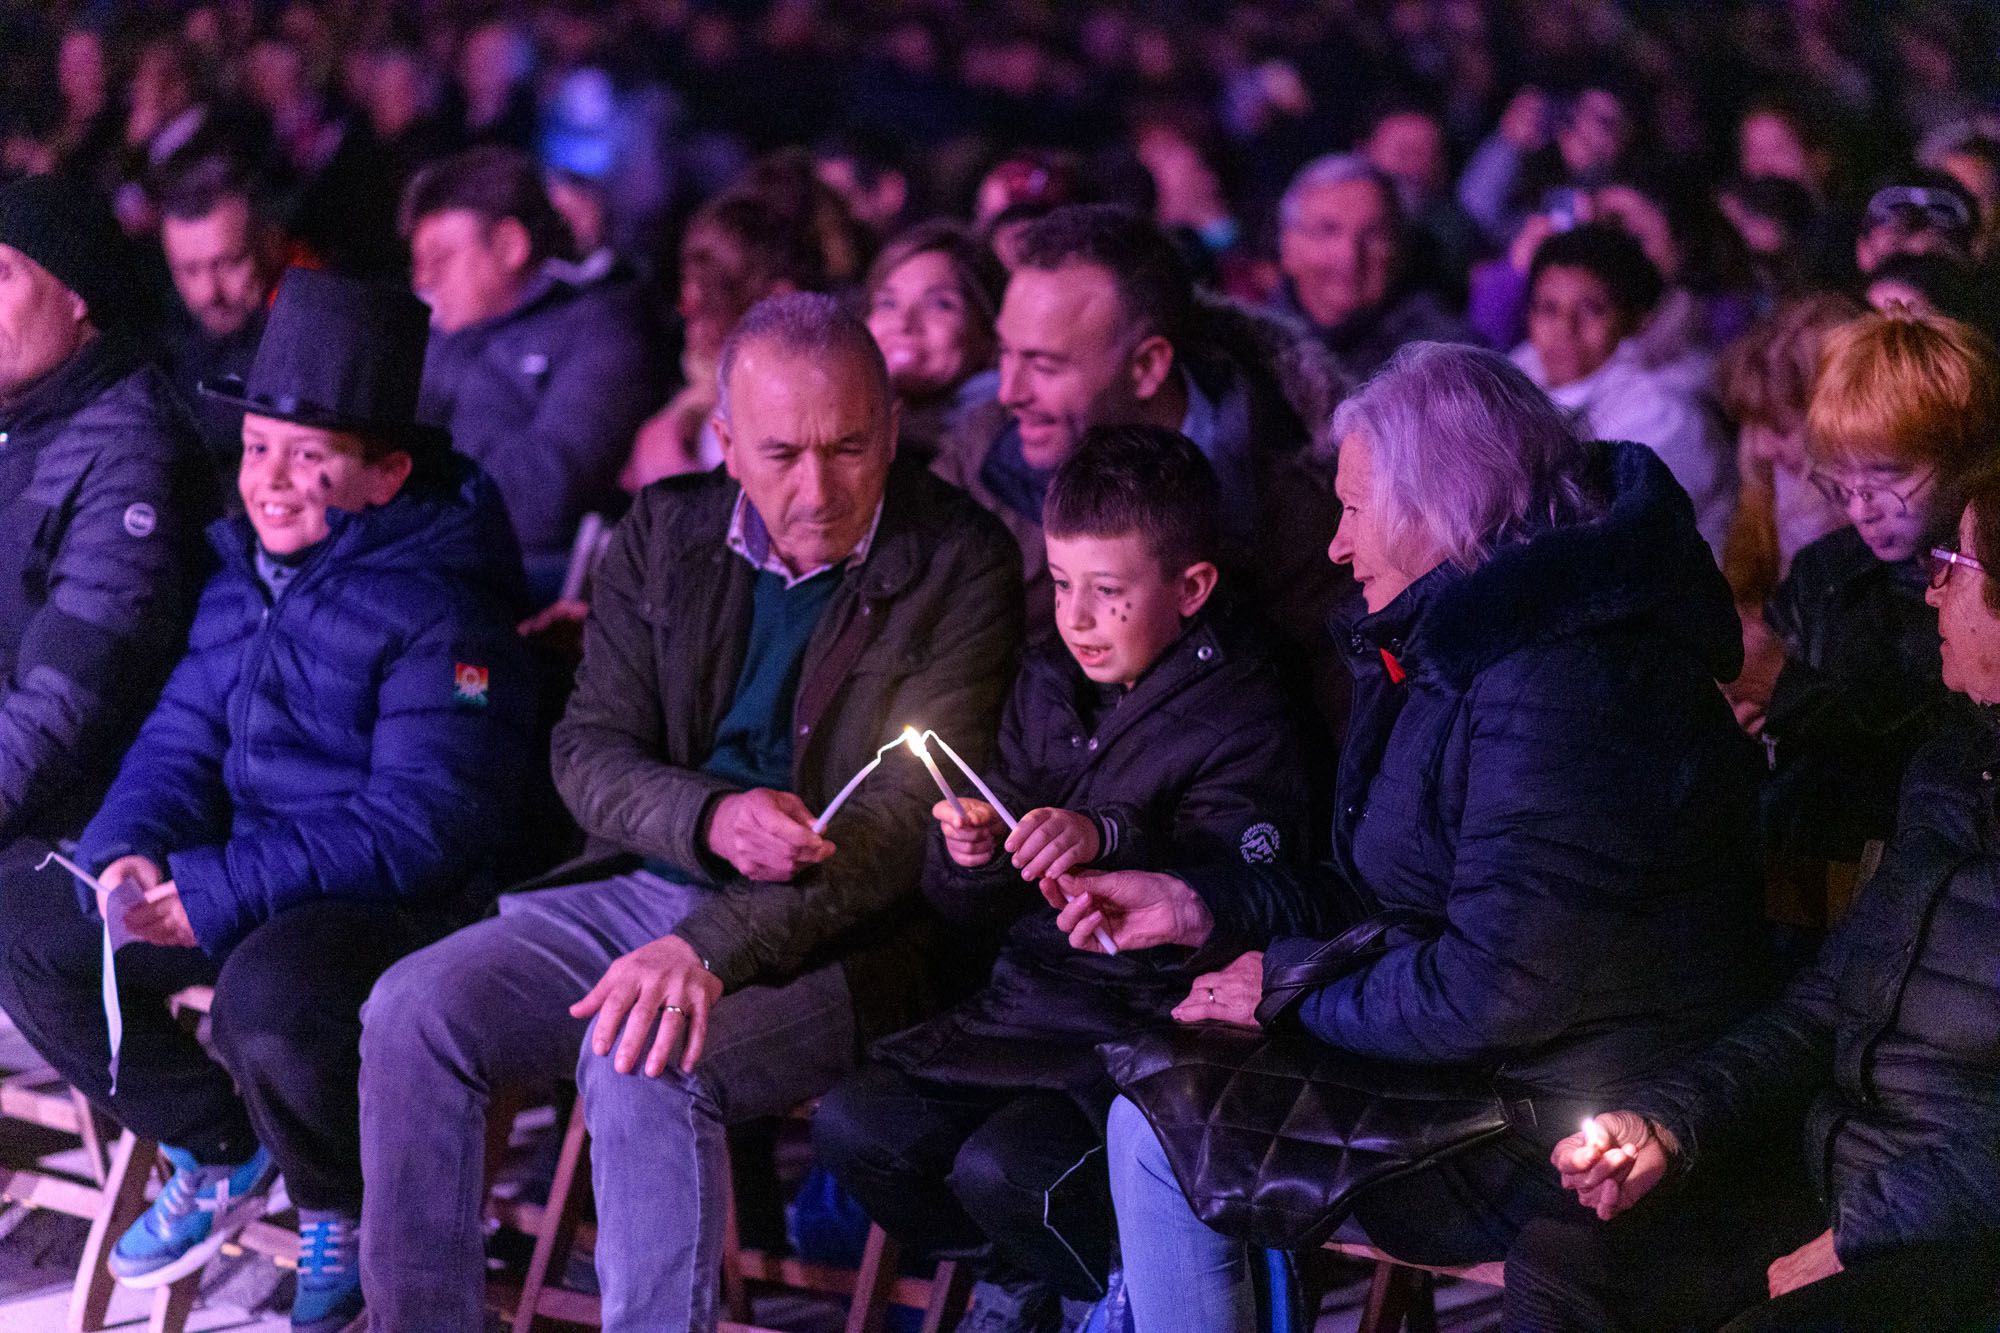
left=1099, top=912, right=1531, bottom=1251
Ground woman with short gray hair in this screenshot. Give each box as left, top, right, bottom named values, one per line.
left=1054, top=342, right=1770, bottom=1330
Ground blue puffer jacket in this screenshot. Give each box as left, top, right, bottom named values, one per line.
left=77, top=454, right=538, bottom=956
left=1203, top=442, right=1771, bottom=1110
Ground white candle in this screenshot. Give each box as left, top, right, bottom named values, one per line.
left=38, top=851, right=124, bottom=1092
left=904, top=727, right=967, bottom=823
left=923, top=730, right=1020, bottom=829
left=922, top=729, right=1118, bottom=957
left=811, top=734, right=910, bottom=834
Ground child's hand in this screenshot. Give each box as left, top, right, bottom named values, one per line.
left=1006, top=808, right=1101, bottom=882
left=937, top=798, right=1003, bottom=867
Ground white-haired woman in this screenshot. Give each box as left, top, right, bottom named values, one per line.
left=1052, top=343, right=1771, bottom=1330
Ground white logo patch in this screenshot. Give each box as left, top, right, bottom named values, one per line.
left=122, top=503, right=157, bottom=538
left=1240, top=822, right=1280, bottom=864
left=520, top=352, right=550, bottom=376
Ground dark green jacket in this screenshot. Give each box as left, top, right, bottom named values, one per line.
left=549, top=461, right=1022, bottom=1039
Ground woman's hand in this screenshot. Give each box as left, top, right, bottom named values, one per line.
left=1551, top=1111, right=1676, bottom=1220
left=1767, top=1229, right=1842, bottom=1298
left=1045, top=869, right=1214, bottom=952
left=1171, top=952, right=1264, bottom=1027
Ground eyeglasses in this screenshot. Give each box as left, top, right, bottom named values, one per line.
left=1928, top=546, right=1989, bottom=590
left=1808, top=465, right=1936, bottom=516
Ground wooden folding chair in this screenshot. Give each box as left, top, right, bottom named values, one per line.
left=70, top=986, right=300, bottom=1333
left=499, top=1096, right=971, bottom=1333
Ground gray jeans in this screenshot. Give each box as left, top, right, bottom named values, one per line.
left=357, top=871, right=858, bottom=1332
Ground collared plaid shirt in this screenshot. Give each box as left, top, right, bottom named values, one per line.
left=725, top=492, right=884, bottom=588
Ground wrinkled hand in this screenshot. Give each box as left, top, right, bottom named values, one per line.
left=937, top=797, right=1003, bottom=867
left=1172, top=952, right=1263, bottom=1027
left=1768, top=1228, right=1841, bottom=1297
left=705, top=789, right=834, bottom=882
left=570, top=933, right=724, bottom=1076
left=121, top=881, right=197, bottom=950
left=1007, top=808, right=1100, bottom=882
left=97, top=855, right=163, bottom=915
left=1045, top=869, right=1214, bottom=953
left=1552, top=1112, right=1675, bottom=1221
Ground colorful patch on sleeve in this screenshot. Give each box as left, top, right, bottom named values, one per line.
left=453, top=662, right=490, bottom=707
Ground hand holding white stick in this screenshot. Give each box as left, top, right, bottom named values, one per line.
left=925, top=730, right=1117, bottom=956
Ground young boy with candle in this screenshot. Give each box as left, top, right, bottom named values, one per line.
left=814, top=423, right=1311, bottom=1333
left=0, top=270, right=535, bottom=1333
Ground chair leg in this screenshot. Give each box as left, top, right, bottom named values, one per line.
left=1405, top=1269, right=1439, bottom=1333
left=69, top=1088, right=109, bottom=1186
left=719, top=1137, right=751, bottom=1324
left=918, top=1257, right=972, bottom=1333
left=68, top=1131, right=155, bottom=1333
left=1360, top=1260, right=1417, bottom=1333
left=146, top=1276, right=198, bottom=1333
left=844, top=1223, right=902, bottom=1333
left=513, top=1101, right=591, bottom=1333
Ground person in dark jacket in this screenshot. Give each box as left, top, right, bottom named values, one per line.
left=1762, top=310, right=2000, bottom=868
left=814, top=426, right=1312, bottom=1332
left=0, top=176, right=215, bottom=869
left=1066, top=344, right=1769, bottom=1332
left=932, top=203, right=1351, bottom=740
left=1515, top=473, right=2000, bottom=1333
left=403, top=146, right=667, bottom=602
left=1270, top=154, right=1479, bottom=383
left=155, top=158, right=284, bottom=467
left=0, top=269, right=535, bottom=1333
left=358, top=294, right=1022, bottom=1333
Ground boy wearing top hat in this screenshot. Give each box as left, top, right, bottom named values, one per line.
left=0, top=268, right=536, bottom=1333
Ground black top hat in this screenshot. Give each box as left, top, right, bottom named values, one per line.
left=202, top=268, right=446, bottom=452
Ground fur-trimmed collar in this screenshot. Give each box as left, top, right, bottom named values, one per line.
left=1359, top=441, right=1742, bottom=691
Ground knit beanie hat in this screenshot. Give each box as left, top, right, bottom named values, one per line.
left=0, top=175, right=127, bottom=325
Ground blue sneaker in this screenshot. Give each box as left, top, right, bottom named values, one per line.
left=291, top=1210, right=363, bottom=1333
left=109, top=1144, right=277, bottom=1288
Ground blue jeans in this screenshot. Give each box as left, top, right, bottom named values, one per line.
left=358, top=872, right=857, bottom=1332
left=1105, top=1096, right=1256, bottom=1333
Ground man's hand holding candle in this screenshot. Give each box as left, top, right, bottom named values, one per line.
left=936, top=797, right=1004, bottom=867
left=1552, top=1111, right=1676, bottom=1220
left=704, top=789, right=835, bottom=881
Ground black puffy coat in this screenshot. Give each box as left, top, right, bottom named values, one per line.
left=870, top=611, right=1312, bottom=1100
left=1632, top=703, right=2000, bottom=1265
left=1197, top=442, right=1771, bottom=1108
left=0, top=338, right=215, bottom=847
left=1763, top=527, right=1955, bottom=863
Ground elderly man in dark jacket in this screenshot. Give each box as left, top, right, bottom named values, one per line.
left=0, top=270, right=536, bottom=1333
left=404, top=147, right=667, bottom=602
left=359, top=293, right=1022, bottom=1333
left=0, top=176, right=214, bottom=868
left=935, top=204, right=1351, bottom=739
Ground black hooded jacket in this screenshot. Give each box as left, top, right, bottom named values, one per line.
left=1631, top=702, right=2000, bottom=1266
left=870, top=610, right=1312, bottom=1101
left=1190, top=442, right=1771, bottom=1109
